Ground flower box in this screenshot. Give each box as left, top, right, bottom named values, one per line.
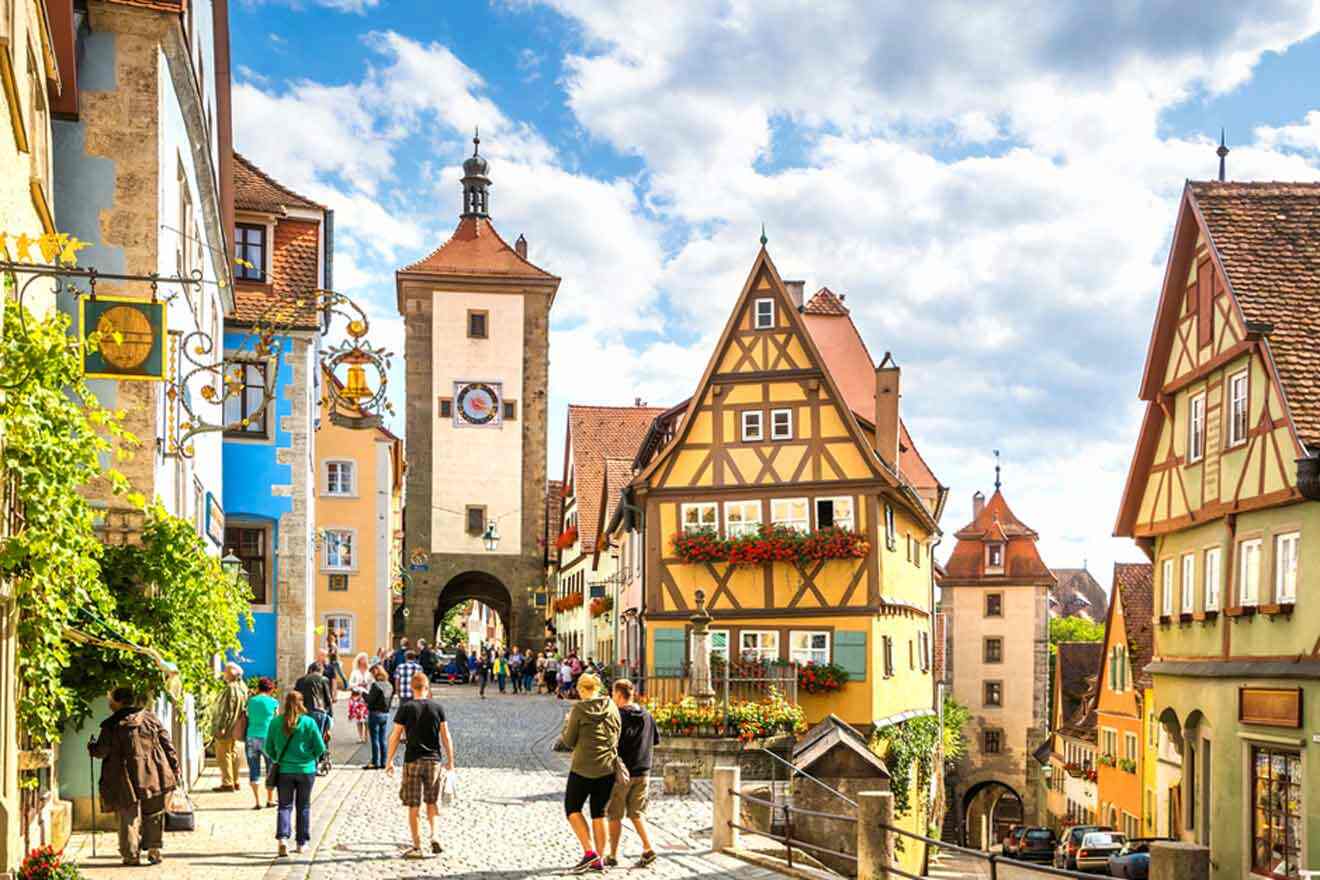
left=1118, top=758, right=1137, bottom=774
left=553, top=592, right=584, bottom=614
left=671, top=525, right=871, bottom=567
left=590, top=595, right=613, bottom=618
left=798, top=661, right=848, bottom=694
left=554, top=527, right=578, bottom=550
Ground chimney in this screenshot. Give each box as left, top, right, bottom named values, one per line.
left=973, top=491, right=985, bottom=519
left=874, top=355, right=900, bottom=472
left=783, top=280, right=804, bottom=310
left=515, top=234, right=528, bottom=259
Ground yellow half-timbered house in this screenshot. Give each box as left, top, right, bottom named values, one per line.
left=633, top=247, right=947, bottom=734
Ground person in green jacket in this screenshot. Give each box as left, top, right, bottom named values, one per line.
left=558, top=673, right=621, bottom=873
left=262, top=691, right=326, bottom=857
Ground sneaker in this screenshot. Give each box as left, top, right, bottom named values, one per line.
left=634, top=851, right=656, bottom=868
left=277, top=841, right=288, bottom=858
left=569, top=853, right=599, bottom=873
left=147, top=849, right=162, bottom=865
left=587, top=860, right=605, bottom=873
left=402, top=846, right=425, bottom=860
left=430, top=840, right=442, bottom=855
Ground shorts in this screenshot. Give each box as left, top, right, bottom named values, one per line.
left=606, top=775, right=650, bottom=820
left=400, top=759, right=443, bottom=807
left=564, top=771, right=615, bottom=818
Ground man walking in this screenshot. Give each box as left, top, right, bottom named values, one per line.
left=605, top=679, right=659, bottom=868
left=89, top=687, right=181, bottom=866
left=210, top=662, right=247, bottom=791
left=386, top=671, right=456, bottom=860
left=393, top=650, right=423, bottom=706
left=295, top=662, right=335, bottom=763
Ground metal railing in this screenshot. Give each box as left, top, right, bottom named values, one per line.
left=729, top=786, right=857, bottom=875
left=619, top=661, right=798, bottom=713
left=881, top=823, right=1100, bottom=880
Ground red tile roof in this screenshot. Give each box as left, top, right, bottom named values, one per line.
left=545, top=480, right=564, bottom=562
left=1111, top=562, right=1154, bottom=691
left=944, top=489, right=1053, bottom=581
left=1190, top=181, right=1320, bottom=447
left=1051, top=567, right=1108, bottom=621
left=565, top=405, right=666, bottom=554
left=799, top=291, right=942, bottom=499
left=232, top=217, right=321, bottom=329
left=400, top=216, right=558, bottom=280
left=234, top=152, right=323, bottom=213
left=597, top=458, right=634, bottom=550
left=1055, top=641, right=1104, bottom=730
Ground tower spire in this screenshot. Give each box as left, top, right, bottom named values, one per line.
left=1217, top=129, right=1229, bottom=183
left=460, top=128, right=492, bottom=218
left=759, top=223, right=768, bottom=247
left=994, top=449, right=1001, bottom=492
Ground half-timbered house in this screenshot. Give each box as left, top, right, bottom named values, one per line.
left=632, top=247, right=946, bottom=732
left=1115, top=181, right=1320, bottom=880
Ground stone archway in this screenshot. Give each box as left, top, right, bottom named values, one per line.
left=961, top=780, right=1023, bottom=850
left=433, top=571, right=513, bottom=649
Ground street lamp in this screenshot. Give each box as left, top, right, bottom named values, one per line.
left=221, top=550, right=243, bottom=578
left=482, top=521, right=500, bottom=552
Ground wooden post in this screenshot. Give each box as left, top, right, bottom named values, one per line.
left=712, top=765, right=740, bottom=852
left=1150, top=841, right=1210, bottom=880
left=857, top=790, right=895, bottom=880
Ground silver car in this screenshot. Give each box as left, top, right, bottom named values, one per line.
left=1076, top=831, right=1127, bottom=874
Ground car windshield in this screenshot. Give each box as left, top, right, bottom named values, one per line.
left=1027, top=831, right=1053, bottom=841
left=1083, top=832, right=1125, bottom=847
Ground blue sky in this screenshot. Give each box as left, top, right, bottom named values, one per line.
left=230, top=1, right=1320, bottom=585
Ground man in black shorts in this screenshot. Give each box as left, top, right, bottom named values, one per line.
left=386, top=671, right=456, bottom=859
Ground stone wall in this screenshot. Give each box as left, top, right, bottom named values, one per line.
left=275, top=336, right=314, bottom=686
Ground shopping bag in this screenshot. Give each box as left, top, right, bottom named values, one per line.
left=164, top=790, right=195, bottom=832
left=441, top=769, right=458, bottom=806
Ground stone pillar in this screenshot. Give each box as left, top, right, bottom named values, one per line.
left=1150, top=841, right=1210, bottom=880
left=688, top=590, right=714, bottom=706
left=857, top=790, right=895, bottom=880
left=712, top=765, right=740, bottom=852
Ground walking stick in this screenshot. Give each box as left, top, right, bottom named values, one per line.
left=88, top=743, right=97, bottom=857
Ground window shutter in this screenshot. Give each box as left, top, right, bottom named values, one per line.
left=835, top=630, right=866, bottom=681
left=652, top=628, right=686, bottom=674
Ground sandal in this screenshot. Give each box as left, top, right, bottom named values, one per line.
left=402, top=846, right=426, bottom=860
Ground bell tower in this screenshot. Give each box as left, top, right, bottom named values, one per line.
left=396, top=136, right=560, bottom=650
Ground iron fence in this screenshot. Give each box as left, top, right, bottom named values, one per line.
left=611, top=660, right=798, bottom=714
left=880, top=823, right=1100, bottom=880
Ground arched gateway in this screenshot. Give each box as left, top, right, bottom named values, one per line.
left=395, top=135, right=560, bottom=651
left=960, top=779, right=1024, bottom=849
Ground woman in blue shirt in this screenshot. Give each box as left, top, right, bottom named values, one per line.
left=262, top=691, right=326, bottom=857
left=245, top=678, right=279, bottom=809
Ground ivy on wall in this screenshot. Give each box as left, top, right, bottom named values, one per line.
left=871, top=695, right=971, bottom=817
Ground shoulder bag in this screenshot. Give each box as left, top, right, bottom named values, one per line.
left=265, top=724, right=296, bottom=790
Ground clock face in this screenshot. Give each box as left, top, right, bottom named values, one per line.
left=455, top=382, right=501, bottom=426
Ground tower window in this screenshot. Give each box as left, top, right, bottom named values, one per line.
left=983, top=729, right=1002, bottom=754
left=986, top=542, right=1004, bottom=569
left=753, top=298, right=775, bottom=329
left=468, top=309, right=489, bottom=339
left=985, top=593, right=1003, bottom=617
left=466, top=506, right=487, bottom=535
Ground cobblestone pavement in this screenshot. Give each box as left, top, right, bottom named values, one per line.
left=298, top=686, right=784, bottom=880
left=70, top=688, right=785, bottom=880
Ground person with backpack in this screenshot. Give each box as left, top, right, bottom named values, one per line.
left=604, top=679, right=659, bottom=869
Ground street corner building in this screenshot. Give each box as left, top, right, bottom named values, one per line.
left=223, top=152, right=328, bottom=687
left=1115, top=181, right=1320, bottom=880
left=396, top=136, right=559, bottom=650
left=939, top=485, right=1052, bottom=847
left=629, top=244, right=946, bottom=807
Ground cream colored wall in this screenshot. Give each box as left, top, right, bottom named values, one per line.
left=948, top=584, right=1044, bottom=762
left=430, top=289, right=525, bottom=555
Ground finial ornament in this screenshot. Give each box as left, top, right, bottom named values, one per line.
left=473, top=126, right=481, bottom=155
left=1217, top=129, right=1229, bottom=182
left=994, top=449, right=1001, bottom=492
left=760, top=223, right=768, bottom=247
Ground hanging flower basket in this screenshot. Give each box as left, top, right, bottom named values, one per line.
left=554, top=527, right=578, bottom=550
left=553, top=592, right=584, bottom=614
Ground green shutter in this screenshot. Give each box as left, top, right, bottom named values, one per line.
left=835, top=630, right=867, bottom=681
left=652, top=627, right=686, bottom=674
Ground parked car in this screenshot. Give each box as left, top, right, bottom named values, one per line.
left=1002, top=826, right=1026, bottom=857
left=1107, top=838, right=1166, bottom=878
left=1076, top=831, right=1127, bottom=873
left=1015, top=827, right=1058, bottom=863
left=1056, top=825, right=1112, bottom=869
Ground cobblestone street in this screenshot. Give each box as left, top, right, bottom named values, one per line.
left=70, top=689, right=786, bottom=879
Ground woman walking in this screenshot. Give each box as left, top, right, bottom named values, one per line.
left=263, top=691, right=326, bottom=857
left=558, top=673, right=621, bottom=873
left=365, top=664, right=392, bottom=769
left=348, top=652, right=372, bottom=743
left=245, top=678, right=279, bottom=809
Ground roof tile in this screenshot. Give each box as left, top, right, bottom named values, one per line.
left=234, top=152, right=323, bottom=214
left=1112, top=562, right=1154, bottom=691
left=400, top=216, right=558, bottom=279
left=566, top=405, right=666, bottom=553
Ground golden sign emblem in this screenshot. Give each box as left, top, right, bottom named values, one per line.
left=96, top=305, right=156, bottom=370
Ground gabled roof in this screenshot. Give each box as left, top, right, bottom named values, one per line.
left=793, top=714, right=890, bottom=778
left=593, top=458, right=634, bottom=560
left=545, top=480, right=564, bottom=562
left=1052, top=567, right=1108, bottom=620
left=1187, top=182, right=1320, bottom=449
left=234, top=152, right=324, bottom=213
left=399, top=216, right=558, bottom=281
left=1055, top=641, right=1104, bottom=729
left=565, top=405, right=665, bottom=554
left=800, top=287, right=943, bottom=506
left=943, top=489, right=1052, bottom=581
left=1107, top=562, right=1154, bottom=692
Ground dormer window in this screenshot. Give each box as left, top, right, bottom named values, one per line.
left=987, top=542, right=1004, bottom=570
left=753, top=298, right=775, bottom=329
left=235, top=223, right=267, bottom=282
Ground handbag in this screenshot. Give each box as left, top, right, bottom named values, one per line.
left=265, top=727, right=295, bottom=790
left=228, top=708, right=248, bottom=743
left=164, top=790, right=195, bottom=832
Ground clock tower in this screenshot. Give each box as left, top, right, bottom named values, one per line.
left=396, top=135, right=560, bottom=649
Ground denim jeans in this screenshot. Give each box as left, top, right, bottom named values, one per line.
left=245, top=737, right=268, bottom=785
left=367, top=712, right=389, bottom=767
left=524, top=672, right=536, bottom=692
left=497, top=674, right=506, bottom=693
left=309, top=710, right=332, bottom=739
left=275, top=772, right=315, bottom=845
